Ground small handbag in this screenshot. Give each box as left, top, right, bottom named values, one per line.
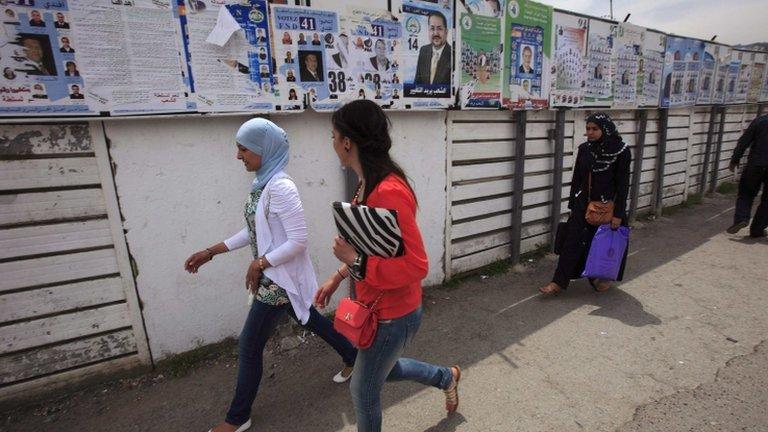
left=333, top=292, right=383, bottom=349
left=585, top=172, right=614, bottom=226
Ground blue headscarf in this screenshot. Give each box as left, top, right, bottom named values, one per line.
left=236, top=118, right=290, bottom=192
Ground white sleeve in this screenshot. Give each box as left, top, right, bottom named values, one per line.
left=223, top=227, right=249, bottom=251
left=264, top=179, right=308, bottom=266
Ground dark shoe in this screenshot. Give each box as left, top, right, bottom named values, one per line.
left=749, top=230, right=767, bottom=238
left=727, top=221, right=748, bottom=234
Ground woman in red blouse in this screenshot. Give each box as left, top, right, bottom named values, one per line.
left=314, top=100, right=460, bottom=432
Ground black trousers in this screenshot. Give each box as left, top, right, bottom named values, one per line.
left=734, top=164, right=768, bottom=236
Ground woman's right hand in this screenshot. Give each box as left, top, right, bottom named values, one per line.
left=184, top=250, right=212, bottom=274
left=314, top=276, right=341, bottom=309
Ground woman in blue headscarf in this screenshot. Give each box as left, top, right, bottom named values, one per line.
left=184, top=118, right=356, bottom=432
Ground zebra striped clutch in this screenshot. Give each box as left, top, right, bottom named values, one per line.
left=332, top=202, right=404, bottom=258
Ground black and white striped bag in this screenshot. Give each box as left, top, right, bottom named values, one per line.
left=331, top=202, right=404, bottom=258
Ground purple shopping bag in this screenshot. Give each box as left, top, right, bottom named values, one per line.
left=581, top=224, right=629, bottom=281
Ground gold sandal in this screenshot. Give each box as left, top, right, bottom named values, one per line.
left=444, top=365, right=461, bottom=413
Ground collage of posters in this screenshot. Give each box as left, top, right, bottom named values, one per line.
left=502, top=0, right=552, bottom=110
left=638, top=30, right=664, bottom=107
left=583, top=18, right=613, bottom=106
left=550, top=11, right=587, bottom=107
left=1, top=1, right=93, bottom=115
left=401, top=0, right=453, bottom=109
left=458, top=11, right=502, bottom=108
left=2, top=1, right=766, bottom=117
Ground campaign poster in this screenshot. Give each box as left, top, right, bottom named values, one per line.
left=271, top=6, right=337, bottom=111
left=550, top=11, right=587, bottom=108
left=464, top=0, right=505, bottom=18
left=0, top=1, right=94, bottom=116
left=68, top=0, right=187, bottom=115
left=638, top=30, right=664, bottom=107
left=747, top=51, right=766, bottom=104
left=724, top=50, right=743, bottom=104
left=612, top=22, right=643, bottom=109
left=343, top=7, right=402, bottom=109
left=458, top=12, right=502, bottom=109
left=401, top=0, right=453, bottom=109
left=733, top=50, right=751, bottom=104
left=696, top=42, right=719, bottom=105
left=660, top=36, right=704, bottom=108
left=582, top=18, right=613, bottom=107
left=711, top=45, right=731, bottom=104
left=761, top=53, right=768, bottom=103
left=179, top=0, right=275, bottom=113
left=502, top=0, right=552, bottom=110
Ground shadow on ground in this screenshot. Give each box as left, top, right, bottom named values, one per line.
left=2, top=195, right=741, bottom=432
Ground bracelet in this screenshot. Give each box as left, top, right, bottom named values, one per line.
left=205, top=248, right=214, bottom=260
left=336, top=269, right=346, bottom=280
left=258, top=256, right=266, bottom=271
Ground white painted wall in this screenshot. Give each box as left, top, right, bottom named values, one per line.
left=104, top=110, right=447, bottom=360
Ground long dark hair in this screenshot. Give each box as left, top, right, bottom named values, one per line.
left=331, top=100, right=416, bottom=204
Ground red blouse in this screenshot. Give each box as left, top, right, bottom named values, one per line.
left=355, top=174, right=428, bottom=320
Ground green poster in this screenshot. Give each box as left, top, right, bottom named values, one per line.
left=502, top=0, right=552, bottom=110
left=459, top=13, right=502, bottom=108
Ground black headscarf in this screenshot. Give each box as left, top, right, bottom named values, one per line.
left=585, top=112, right=627, bottom=172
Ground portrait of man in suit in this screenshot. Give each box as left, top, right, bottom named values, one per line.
left=519, top=45, right=534, bottom=74
left=299, top=52, right=322, bottom=82
left=413, top=11, right=451, bottom=86
left=369, top=39, right=390, bottom=72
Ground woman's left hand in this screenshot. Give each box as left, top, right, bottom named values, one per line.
left=333, top=237, right=358, bottom=266
left=610, top=217, right=622, bottom=230
left=245, top=260, right=263, bottom=292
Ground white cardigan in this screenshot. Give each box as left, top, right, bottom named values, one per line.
left=224, top=171, right=317, bottom=324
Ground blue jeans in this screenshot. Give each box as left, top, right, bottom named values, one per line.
left=350, top=306, right=453, bottom=432
left=225, top=301, right=357, bottom=426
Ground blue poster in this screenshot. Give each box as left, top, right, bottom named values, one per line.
left=401, top=0, right=453, bottom=109
left=0, top=1, right=94, bottom=116
left=660, top=36, right=704, bottom=108
left=272, top=5, right=338, bottom=112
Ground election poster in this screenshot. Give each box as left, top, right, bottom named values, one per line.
left=401, top=0, right=453, bottom=109
left=342, top=7, right=402, bottom=109
left=68, top=0, right=187, bottom=115
left=724, top=50, right=742, bottom=104
left=458, top=12, right=502, bottom=109
left=761, top=54, right=768, bottom=103
left=696, top=42, right=719, bottom=105
left=583, top=18, right=613, bottom=107
left=1, top=1, right=95, bottom=115
left=711, top=45, right=731, bottom=104
left=747, top=51, right=766, bottom=104
left=638, top=30, right=664, bottom=107
left=732, top=50, right=751, bottom=104
left=464, top=0, right=505, bottom=18
left=179, top=0, right=275, bottom=113
left=612, top=22, right=642, bottom=109
left=550, top=11, right=587, bottom=108
left=502, top=0, right=552, bottom=110
left=660, top=36, right=704, bottom=108
left=271, top=5, right=338, bottom=111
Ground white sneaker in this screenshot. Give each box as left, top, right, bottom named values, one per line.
left=208, top=419, right=251, bottom=432
left=332, top=366, right=354, bottom=383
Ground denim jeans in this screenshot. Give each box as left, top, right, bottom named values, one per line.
left=350, top=306, right=453, bottom=432
left=225, top=301, right=357, bottom=426
left=734, top=164, right=768, bottom=235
